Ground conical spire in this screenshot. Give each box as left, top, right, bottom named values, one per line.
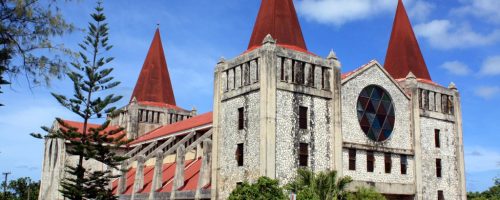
left=248, top=0, right=307, bottom=51
left=384, top=0, right=431, bottom=80
left=130, top=29, right=176, bottom=105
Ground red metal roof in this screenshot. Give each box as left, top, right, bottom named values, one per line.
left=248, top=0, right=308, bottom=52
left=130, top=112, right=213, bottom=145
left=61, top=120, right=127, bottom=140
left=137, top=101, right=186, bottom=111
left=384, top=0, right=432, bottom=81
left=111, top=158, right=206, bottom=195
left=130, top=29, right=176, bottom=105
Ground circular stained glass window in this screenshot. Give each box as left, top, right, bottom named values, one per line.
left=357, top=85, right=395, bottom=142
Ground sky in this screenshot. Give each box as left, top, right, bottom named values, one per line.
left=0, top=0, right=499, bottom=192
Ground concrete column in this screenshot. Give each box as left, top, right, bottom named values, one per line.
left=314, top=65, right=322, bottom=88
left=250, top=60, right=258, bottom=83
left=228, top=68, right=234, bottom=90
left=328, top=50, right=343, bottom=174
left=211, top=58, right=225, bottom=200
left=195, top=139, right=212, bottom=200
left=284, top=58, right=292, bottom=83
left=117, top=161, right=128, bottom=195
left=235, top=65, right=241, bottom=89
left=148, top=151, right=164, bottom=200
left=127, top=99, right=139, bottom=139
left=450, top=83, right=466, bottom=200
left=171, top=145, right=186, bottom=199
left=131, top=155, right=145, bottom=200
left=259, top=34, right=277, bottom=178
left=304, top=63, right=312, bottom=86
left=407, top=72, right=423, bottom=200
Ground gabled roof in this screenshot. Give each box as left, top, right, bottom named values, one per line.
left=384, top=0, right=432, bottom=81
left=248, top=0, right=307, bottom=52
left=130, top=112, right=213, bottom=146
left=60, top=120, right=127, bottom=140
left=130, top=29, right=176, bottom=105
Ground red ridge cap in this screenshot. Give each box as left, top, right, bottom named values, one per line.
left=248, top=0, right=307, bottom=51
left=131, top=28, right=176, bottom=105
left=384, top=0, right=432, bottom=81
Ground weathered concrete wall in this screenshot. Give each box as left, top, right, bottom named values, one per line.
left=275, top=90, right=332, bottom=184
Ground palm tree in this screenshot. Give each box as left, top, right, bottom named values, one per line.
left=286, top=168, right=353, bottom=200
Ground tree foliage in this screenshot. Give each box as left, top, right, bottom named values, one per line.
left=32, top=2, right=128, bottom=200
left=0, top=0, right=74, bottom=88
left=286, top=168, right=353, bottom=200
left=345, top=187, right=386, bottom=200
left=228, top=177, right=287, bottom=200
left=468, top=178, right=500, bottom=200
left=0, top=177, right=39, bottom=200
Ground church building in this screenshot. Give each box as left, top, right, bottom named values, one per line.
left=39, top=0, right=466, bottom=199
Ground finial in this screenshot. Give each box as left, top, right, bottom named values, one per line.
left=327, top=49, right=337, bottom=60
left=218, top=57, right=226, bottom=64
left=448, top=82, right=457, bottom=90
left=262, top=34, right=276, bottom=45
left=405, top=71, right=416, bottom=80
left=131, top=97, right=137, bottom=104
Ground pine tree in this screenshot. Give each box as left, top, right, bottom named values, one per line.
left=32, top=2, right=128, bottom=200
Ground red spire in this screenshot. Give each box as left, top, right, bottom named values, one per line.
left=248, top=0, right=307, bottom=51
left=130, top=29, right=176, bottom=105
left=384, top=0, right=431, bottom=80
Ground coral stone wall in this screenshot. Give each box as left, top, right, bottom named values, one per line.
left=217, top=91, right=261, bottom=199
left=275, top=90, right=332, bottom=185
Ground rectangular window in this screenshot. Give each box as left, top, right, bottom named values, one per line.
left=299, top=143, right=308, bottom=167
left=435, top=129, right=441, bottom=148
left=438, top=190, right=444, bottom=200
left=384, top=153, right=392, bottom=174
left=238, top=107, right=244, bottom=130
left=236, top=143, right=244, bottom=166
left=299, top=106, right=308, bottom=129
left=367, top=151, right=375, bottom=172
left=348, top=149, right=356, bottom=170
left=401, top=155, right=408, bottom=175
left=436, top=159, right=442, bottom=178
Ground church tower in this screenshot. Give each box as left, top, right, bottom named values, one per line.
left=109, top=29, right=195, bottom=139
left=211, top=0, right=342, bottom=199
left=385, top=1, right=466, bottom=199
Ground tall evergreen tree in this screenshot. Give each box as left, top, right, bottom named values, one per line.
left=32, top=2, right=128, bottom=200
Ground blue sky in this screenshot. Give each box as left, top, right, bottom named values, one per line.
left=0, top=0, right=499, bottom=192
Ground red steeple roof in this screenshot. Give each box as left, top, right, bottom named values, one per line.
left=248, top=0, right=307, bottom=51
left=384, top=0, right=432, bottom=81
left=131, top=29, right=176, bottom=105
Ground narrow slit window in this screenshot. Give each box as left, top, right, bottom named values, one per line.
left=348, top=149, right=356, bottom=170
left=238, top=107, right=244, bottom=130
left=299, top=106, right=308, bottom=129
left=367, top=151, right=375, bottom=172
left=299, top=143, right=308, bottom=167
left=438, top=190, right=444, bottom=200
left=401, top=155, right=408, bottom=175
left=436, top=158, right=442, bottom=178
left=435, top=129, right=441, bottom=148
left=236, top=143, right=244, bottom=166
left=384, top=153, right=392, bottom=174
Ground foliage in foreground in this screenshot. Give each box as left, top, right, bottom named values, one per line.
left=0, top=177, right=39, bottom=200
left=228, top=177, right=287, bottom=200
left=32, top=2, right=128, bottom=200
left=286, top=168, right=353, bottom=200
left=345, top=187, right=387, bottom=200
left=0, top=0, right=74, bottom=89
left=467, top=178, right=500, bottom=200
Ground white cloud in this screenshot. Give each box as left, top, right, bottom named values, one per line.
left=475, top=86, right=500, bottom=100
left=465, top=146, right=500, bottom=173
left=414, top=20, right=500, bottom=49
left=296, top=0, right=434, bottom=26
left=452, top=0, right=500, bottom=24
left=479, top=55, right=500, bottom=76
left=440, top=61, right=471, bottom=75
